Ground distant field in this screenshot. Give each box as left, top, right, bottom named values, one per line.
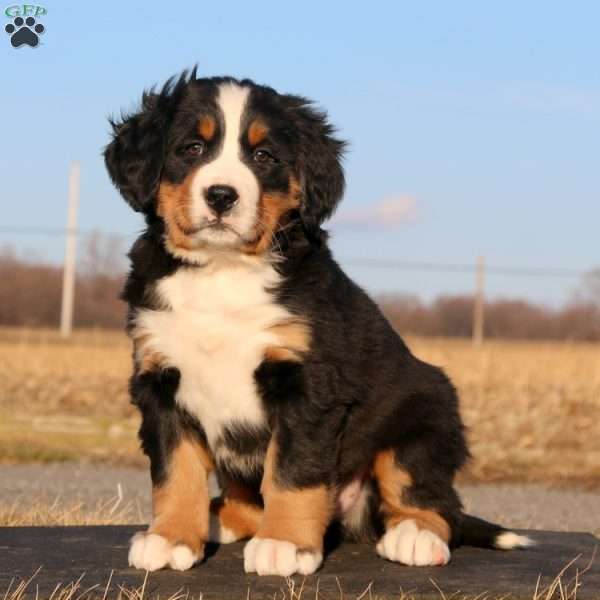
left=0, top=328, right=139, bottom=466
left=1, top=327, right=599, bottom=485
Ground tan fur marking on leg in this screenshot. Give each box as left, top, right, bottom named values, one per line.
left=211, top=481, right=263, bottom=540
left=150, top=437, right=214, bottom=555
left=264, top=319, right=311, bottom=362
left=373, top=449, right=451, bottom=543
left=257, top=440, right=333, bottom=550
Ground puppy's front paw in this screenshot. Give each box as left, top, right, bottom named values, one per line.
left=128, top=532, right=201, bottom=571
left=376, top=519, right=450, bottom=566
left=244, top=537, right=322, bottom=576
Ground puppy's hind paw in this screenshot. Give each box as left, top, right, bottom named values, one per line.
left=376, top=519, right=450, bottom=567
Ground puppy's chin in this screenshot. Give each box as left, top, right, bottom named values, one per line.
left=193, top=223, right=247, bottom=249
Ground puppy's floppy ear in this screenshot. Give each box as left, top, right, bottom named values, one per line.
left=104, top=93, right=165, bottom=213
left=104, top=69, right=195, bottom=213
left=288, top=97, right=346, bottom=231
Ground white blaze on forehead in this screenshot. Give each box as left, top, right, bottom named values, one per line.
left=218, top=83, right=250, bottom=164
left=189, top=82, right=260, bottom=244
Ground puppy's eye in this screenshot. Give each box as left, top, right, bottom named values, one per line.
left=253, top=149, right=276, bottom=164
left=183, top=141, right=205, bottom=157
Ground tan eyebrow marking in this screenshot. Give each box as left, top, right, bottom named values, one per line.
left=248, top=119, right=269, bottom=146
left=198, top=115, right=216, bottom=141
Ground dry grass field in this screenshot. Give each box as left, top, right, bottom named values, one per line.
left=1, top=327, right=599, bottom=598
left=1, top=327, right=599, bottom=485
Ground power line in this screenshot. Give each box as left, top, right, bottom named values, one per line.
left=341, top=258, right=586, bottom=279
left=0, top=225, right=591, bottom=279
left=0, top=226, right=133, bottom=240
left=0, top=226, right=69, bottom=236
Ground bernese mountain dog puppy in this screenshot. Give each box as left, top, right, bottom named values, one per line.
left=104, top=69, right=532, bottom=576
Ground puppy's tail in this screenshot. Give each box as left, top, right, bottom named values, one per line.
left=458, top=513, right=535, bottom=550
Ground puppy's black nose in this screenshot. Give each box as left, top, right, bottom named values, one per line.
left=205, top=185, right=239, bottom=216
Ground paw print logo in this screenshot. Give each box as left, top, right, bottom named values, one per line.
left=5, top=16, right=45, bottom=48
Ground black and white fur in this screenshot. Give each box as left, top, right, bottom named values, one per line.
left=105, top=70, right=532, bottom=576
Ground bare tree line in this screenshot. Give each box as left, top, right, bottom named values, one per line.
left=1, top=237, right=599, bottom=340
left=379, top=288, right=600, bottom=341
left=0, top=233, right=126, bottom=329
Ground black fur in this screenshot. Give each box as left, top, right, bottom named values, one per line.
left=262, top=243, right=469, bottom=540
left=213, top=422, right=271, bottom=487
left=131, top=367, right=207, bottom=486
left=108, top=71, right=518, bottom=553
left=457, top=514, right=506, bottom=548
left=105, top=75, right=180, bottom=213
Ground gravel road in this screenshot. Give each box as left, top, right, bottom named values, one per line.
left=2, top=463, right=599, bottom=535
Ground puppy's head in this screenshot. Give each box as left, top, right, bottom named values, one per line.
left=104, top=71, right=345, bottom=259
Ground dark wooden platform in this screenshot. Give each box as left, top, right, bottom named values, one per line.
left=1, top=526, right=598, bottom=599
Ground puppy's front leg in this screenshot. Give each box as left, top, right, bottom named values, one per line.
left=128, top=369, right=212, bottom=571
left=244, top=439, right=334, bottom=576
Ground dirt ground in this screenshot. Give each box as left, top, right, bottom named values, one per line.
left=1, top=462, right=598, bottom=536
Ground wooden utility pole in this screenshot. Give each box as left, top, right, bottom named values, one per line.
left=60, top=162, right=80, bottom=339
left=473, top=256, right=485, bottom=346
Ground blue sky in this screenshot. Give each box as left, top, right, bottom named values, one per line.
left=2, top=1, right=598, bottom=305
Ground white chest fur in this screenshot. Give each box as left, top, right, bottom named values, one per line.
left=134, top=256, right=292, bottom=449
